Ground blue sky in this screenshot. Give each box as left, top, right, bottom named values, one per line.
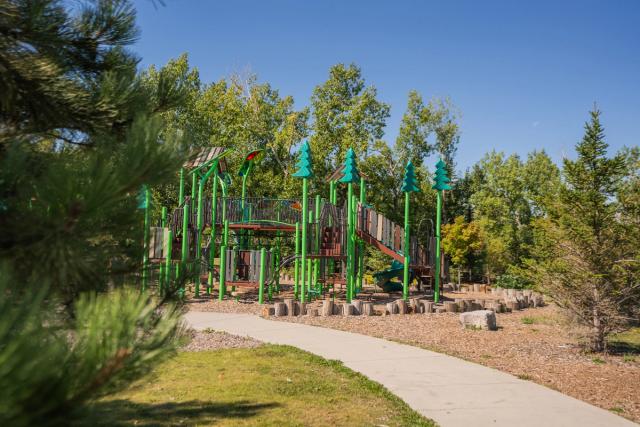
left=133, top=0, right=639, bottom=171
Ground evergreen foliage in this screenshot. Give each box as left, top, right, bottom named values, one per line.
left=526, top=109, right=639, bottom=351
left=0, top=267, right=184, bottom=426
left=0, top=0, right=186, bottom=422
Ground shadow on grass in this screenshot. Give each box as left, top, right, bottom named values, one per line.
left=78, top=399, right=281, bottom=426
left=607, top=341, right=640, bottom=355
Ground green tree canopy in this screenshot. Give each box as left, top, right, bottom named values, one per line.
left=310, top=63, right=390, bottom=179
left=527, top=109, right=638, bottom=351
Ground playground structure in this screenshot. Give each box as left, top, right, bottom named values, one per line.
left=142, top=142, right=449, bottom=305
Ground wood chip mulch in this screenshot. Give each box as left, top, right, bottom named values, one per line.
left=181, top=329, right=262, bottom=352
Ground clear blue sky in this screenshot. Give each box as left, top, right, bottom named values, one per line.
left=133, top=0, right=639, bottom=171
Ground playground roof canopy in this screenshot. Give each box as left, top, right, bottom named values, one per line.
left=184, top=147, right=229, bottom=172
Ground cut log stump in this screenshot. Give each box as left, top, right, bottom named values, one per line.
left=386, top=302, right=398, bottom=315
left=361, top=302, right=374, bottom=316
left=274, top=302, right=287, bottom=317
left=444, top=301, right=458, bottom=313
left=352, top=300, right=363, bottom=315
left=322, top=300, right=334, bottom=316
left=342, top=303, right=354, bottom=316
left=395, top=299, right=408, bottom=314
left=421, top=301, right=434, bottom=313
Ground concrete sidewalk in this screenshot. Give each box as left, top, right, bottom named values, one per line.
left=185, top=311, right=636, bottom=427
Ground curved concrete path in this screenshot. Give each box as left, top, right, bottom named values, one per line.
left=185, top=311, right=636, bottom=427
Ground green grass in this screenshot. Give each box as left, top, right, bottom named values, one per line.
left=591, top=357, right=605, bottom=365
left=521, top=317, right=536, bottom=325
left=79, top=345, right=436, bottom=427
left=609, top=328, right=640, bottom=354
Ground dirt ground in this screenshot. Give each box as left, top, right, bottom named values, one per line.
left=187, top=292, right=640, bottom=423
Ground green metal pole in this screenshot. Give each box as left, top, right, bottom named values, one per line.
left=329, top=181, right=335, bottom=204
left=300, top=178, right=308, bottom=303
left=195, top=179, right=205, bottom=298
left=269, top=247, right=275, bottom=300
left=403, top=192, right=411, bottom=301
left=358, top=176, right=366, bottom=292
left=307, top=258, right=312, bottom=301
left=294, top=222, right=300, bottom=298
left=346, top=182, right=354, bottom=302
left=179, top=168, right=185, bottom=206
left=180, top=203, right=189, bottom=286
left=142, top=186, right=151, bottom=292
left=208, top=175, right=219, bottom=294
left=191, top=172, right=197, bottom=212
left=161, top=206, right=167, bottom=228
left=258, top=247, right=266, bottom=304
left=224, top=219, right=229, bottom=246
left=218, top=245, right=227, bottom=301
left=165, top=230, right=173, bottom=294
left=314, top=195, right=321, bottom=293
left=434, top=191, right=442, bottom=304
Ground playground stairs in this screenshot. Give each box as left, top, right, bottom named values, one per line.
left=319, top=226, right=343, bottom=256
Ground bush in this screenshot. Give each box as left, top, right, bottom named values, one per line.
left=0, top=269, right=185, bottom=427
left=495, top=271, right=533, bottom=289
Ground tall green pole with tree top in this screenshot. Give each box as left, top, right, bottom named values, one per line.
left=432, top=159, right=451, bottom=303
left=401, top=162, right=420, bottom=301
left=292, top=141, right=313, bottom=303
left=339, top=148, right=360, bottom=302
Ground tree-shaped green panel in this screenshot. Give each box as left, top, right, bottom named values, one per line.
left=432, top=159, right=452, bottom=191
left=339, top=148, right=360, bottom=183
left=401, top=161, right=420, bottom=192
left=292, top=141, right=314, bottom=178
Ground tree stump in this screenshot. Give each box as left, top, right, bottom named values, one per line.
left=274, top=302, right=287, bottom=317
left=410, top=298, right=422, bottom=313
left=352, top=299, right=363, bottom=315
left=474, top=299, right=486, bottom=309
left=506, top=301, right=519, bottom=312
left=421, top=301, right=434, bottom=313
left=261, top=306, right=275, bottom=317
left=435, top=306, right=446, bottom=313
left=333, top=304, right=342, bottom=315
left=444, top=301, right=458, bottom=313
left=361, top=302, right=374, bottom=316
left=307, top=308, right=318, bottom=317
left=395, top=299, right=408, bottom=314
left=284, top=298, right=295, bottom=317
left=322, top=300, right=334, bottom=316
left=343, top=303, right=354, bottom=316
left=473, top=284, right=480, bottom=293
left=386, top=302, right=398, bottom=315
left=297, top=302, right=306, bottom=316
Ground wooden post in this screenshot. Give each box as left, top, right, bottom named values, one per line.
left=352, top=299, right=363, bottom=315
left=274, top=302, right=287, bottom=317
left=322, top=299, right=334, bottom=316
left=361, top=302, right=374, bottom=316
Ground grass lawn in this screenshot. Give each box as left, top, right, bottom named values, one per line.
left=609, top=327, right=640, bottom=354
left=80, top=345, right=435, bottom=427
